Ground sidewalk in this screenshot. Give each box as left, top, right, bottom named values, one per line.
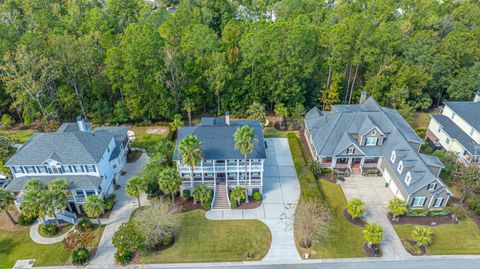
left=89, top=152, right=149, bottom=265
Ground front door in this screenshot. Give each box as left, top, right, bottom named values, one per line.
left=216, top=173, right=226, bottom=185
left=351, top=158, right=362, bottom=168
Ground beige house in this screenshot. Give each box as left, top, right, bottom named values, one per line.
left=426, top=92, right=480, bottom=165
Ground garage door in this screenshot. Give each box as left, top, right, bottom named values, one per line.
left=383, top=168, right=405, bottom=200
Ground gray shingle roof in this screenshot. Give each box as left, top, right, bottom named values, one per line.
left=173, top=118, right=266, bottom=161
left=432, top=114, right=480, bottom=155
left=57, top=122, right=92, bottom=133
left=6, top=132, right=113, bottom=166
left=305, top=97, right=446, bottom=196
left=5, top=175, right=102, bottom=191
left=444, top=101, right=480, bottom=131
left=95, top=126, right=129, bottom=147
left=419, top=153, right=445, bottom=168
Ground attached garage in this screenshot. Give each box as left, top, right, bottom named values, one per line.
left=383, top=167, right=405, bottom=200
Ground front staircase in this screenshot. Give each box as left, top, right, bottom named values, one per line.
left=212, top=184, right=230, bottom=209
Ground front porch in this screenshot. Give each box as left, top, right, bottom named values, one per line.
left=319, top=156, right=381, bottom=175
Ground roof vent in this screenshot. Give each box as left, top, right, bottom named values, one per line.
left=359, top=91, right=367, bottom=104
left=225, top=111, right=230, bottom=125
left=77, top=116, right=88, bottom=132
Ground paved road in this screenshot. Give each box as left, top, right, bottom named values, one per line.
left=205, top=138, right=301, bottom=261
left=89, top=151, right=149, bottom=265
left=341, top=175, right=409, bottom=257
left=34, top=256, right=480, bottom=269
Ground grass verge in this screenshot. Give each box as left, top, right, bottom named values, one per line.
left=139, top=210, right=271, bottom=263
left=130, top=125, right=170, bottom=149
left=287, top=132, right=364, bottom=258
left=393, top=219, right=480, bottom=255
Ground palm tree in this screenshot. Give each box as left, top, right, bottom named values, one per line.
left=347, top=198, right=365, bottom=219
left=178, top=135, right=203, bottom=187
left=46, top=179, right=69, bottom=228
left=21, top=179, right=43, bottom=222
left=0, top=188, right=16, bottom=225
left=158, top=167, right=182, bottom=201
left=170, top=114, right=184, bottom=134
left=83, top=195, right=104, bottom=225
left=230, top=186, right=245, bottom=206
left=388, top=198, right=408, bottom=221
left=234, top=125, right=257, bottom=203
left=412, top=225, right=433, bottom=247
left=363, top=223, right=384, bottom=247
left=126, top=176, right=144, bottom=207
left=182, top=98, right=194, bottom=126
left=192, top=183, right=211, bottom=206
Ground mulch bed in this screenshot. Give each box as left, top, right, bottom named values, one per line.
left=402, top=239, right=426, bottom=256
left=456, top=201, right=480, bottom=230
left=174, top=197, right=204, bottom=212
left=300, top=131, right=314, bottom=159
left=343, top=209, right=366, bottom=227
left=387, top=212, right=457, bottom=226
left=363, top=242, right=382, bottom=257
left=321, top=174, right=337, bottom=184
left=127, top=150, right=142, bottom=163
left=236, top=197, right=262, bottom=209
left=0, top=210, right=23, bottom=232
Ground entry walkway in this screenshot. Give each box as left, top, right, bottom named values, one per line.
left=89, top=151, right=149, bottom=265
left=205, top=138, right=301, bottom=262
left=340, top=175, right=409, bottom=257
left=29, top=221, right=74, bottom=244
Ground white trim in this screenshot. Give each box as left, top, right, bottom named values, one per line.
left=390, top=150, right=396, bottom=163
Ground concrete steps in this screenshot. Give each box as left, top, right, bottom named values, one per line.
left=213, top=185, right=230, bottom=209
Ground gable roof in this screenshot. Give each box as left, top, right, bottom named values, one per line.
left=432, top=114, right=480, bottom=155
left=5, top=175, right=102, bottom=191
left=173, top=118, right=266, bottom=161
left=6, top=132, right=114, bottom=166
left=444, top=101, right=480, bottom=131
left=305, top=97, right=445, bottom=196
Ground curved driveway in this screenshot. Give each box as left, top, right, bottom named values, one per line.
left=205, top=138, right=301, bottom=262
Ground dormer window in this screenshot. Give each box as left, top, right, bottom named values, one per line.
left=405, top=172, right=411, bottom=185
left=427, top=183, right=437, bottom=190
left=347, top=147, right=355, bottom=154
left=397, top=161, right=403, bottom=173
left=390, top=151, right=396, bottom=163
left=366, top=137, right=378, bottom=146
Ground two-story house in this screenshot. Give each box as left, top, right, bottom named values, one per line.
left=173, top=113, right=266, bottom=209
left=5, top=117, right=131, bottom=218
left=426, top=92, right=480, bottom=165
left=305, top=94, right=452, bottom=209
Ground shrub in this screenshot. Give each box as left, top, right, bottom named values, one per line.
left=412, top=226, right=433, bottom=247
left=253, top=192, right=262, bottom=201
left=71, top=247, right=90, bottom=265
left=182, top=189, right=190, bottom=200
left=295, top=199, right=331, bottom=248
left=347, top=198, right=365, bottom=219
left=63, top=228, right=95, bottom=250
left=77, top=219, right=93, bottom=232
left=308, top=160, right=322, bottom=179
left=103, top=194, right=116, bottom=210
left=114, top=250, right=133, bottom=265
left=363, top=224, right=383, bottom=246
left=161, top=232, right=174, bottom=247
left=467, top=195, right=480, bottom=215
left=320, top=168, right=333, bottom=174
left=388, top=198, right=408, bottom=221
left=446, top=204, right=467, bottom=220
left=42, top=224, right=58, bottom=236
left=112, top=222, right=144, bottom=258
left=1, top=114, right=15, bottom=129
left=229, top=197, right=237, bottom=208
left=18, top=214, right=36, bottom=226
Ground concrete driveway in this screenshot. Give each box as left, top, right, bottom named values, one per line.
left=205, top=138, right=301, bottom=262
left=340, top=175, right=409, bottom=257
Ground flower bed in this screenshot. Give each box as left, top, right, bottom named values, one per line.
left=387, top=212, right=457, bottom=226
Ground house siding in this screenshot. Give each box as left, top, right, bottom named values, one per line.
left=379, top=159, right=409, bottom=200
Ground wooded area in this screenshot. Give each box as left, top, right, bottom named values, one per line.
left=0, top=0, right=479, bottom=127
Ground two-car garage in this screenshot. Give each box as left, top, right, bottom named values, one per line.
left=383, top=167, right=406, bottom=201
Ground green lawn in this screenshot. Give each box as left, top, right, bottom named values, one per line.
left=0, top=227, right=70, bottom=268
left=140, top=210, right=271, bottom=263
left=287, top=133, right=364, bottom=258
left=0, top=129, right=36, bottom=143
left=0, top=223, right=105, bottom=268
left=130, top=125, right=170, bottom=149
left=393, top=219, right=480, bottom=255
left=264, top=127, right=297, bottom=138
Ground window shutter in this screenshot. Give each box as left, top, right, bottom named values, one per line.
left=423, top=198, right=427, bottom=206
left=411, top=198, right=416, bottom=206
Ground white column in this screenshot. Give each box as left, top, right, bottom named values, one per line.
left=332, top=157, right=337, bottom=168
left=225, top=161, right=227, bottom=183
left=213, top=161, right=216, bottom=186
left=248, top=159, right=252, bottom=185
left=347, top=157, right=352, bottom=167
left=360, top=158, right=365, bottom=166
left=237, top=160, right=240, bottom=185
left=201, top=162, right=204, bottom=183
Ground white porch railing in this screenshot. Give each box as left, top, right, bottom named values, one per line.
left=38, top=210, right=78, bottom=224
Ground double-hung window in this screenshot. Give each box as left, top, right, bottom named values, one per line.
left=411, top=197, right=426, bottom=207
left=347, top=147, right=355, bottom=154
left=366, top=137, right=378, bottom=146
left=433, top=198, right=444, bottom=208
left=427, top=183, right=437, bottom=190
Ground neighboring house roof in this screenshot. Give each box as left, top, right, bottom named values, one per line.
left=444, top=101, right=480, bottom=131
left=6, top=131, right=114, bottom=166
left=5, top=175, right=101, bottom=191
left=432, top=114, right=480, bottom=155
left=173, top=117, right=266, bottom=161
left=96, top=126, right=129, bottom=147
left=305, top=97, right=447, bottom=196
left=57, top=122, right=92, bottom=133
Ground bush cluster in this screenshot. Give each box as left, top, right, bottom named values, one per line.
left=77, top=219, right=93, bottom=232
left=71, top=247, right=90, bottom=265
left=114, top=251, right=133, bottom=266
left=467, top=195, right=480, bottom=215
left=182, top=189, right=190, bottom=200
left=18, top=214, right=36, bottom=226
left=103, top=194, right=116, bottom=210
left=42, top=224, right=58, bottom=236
left=253, top=191, right=262, bottom=201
